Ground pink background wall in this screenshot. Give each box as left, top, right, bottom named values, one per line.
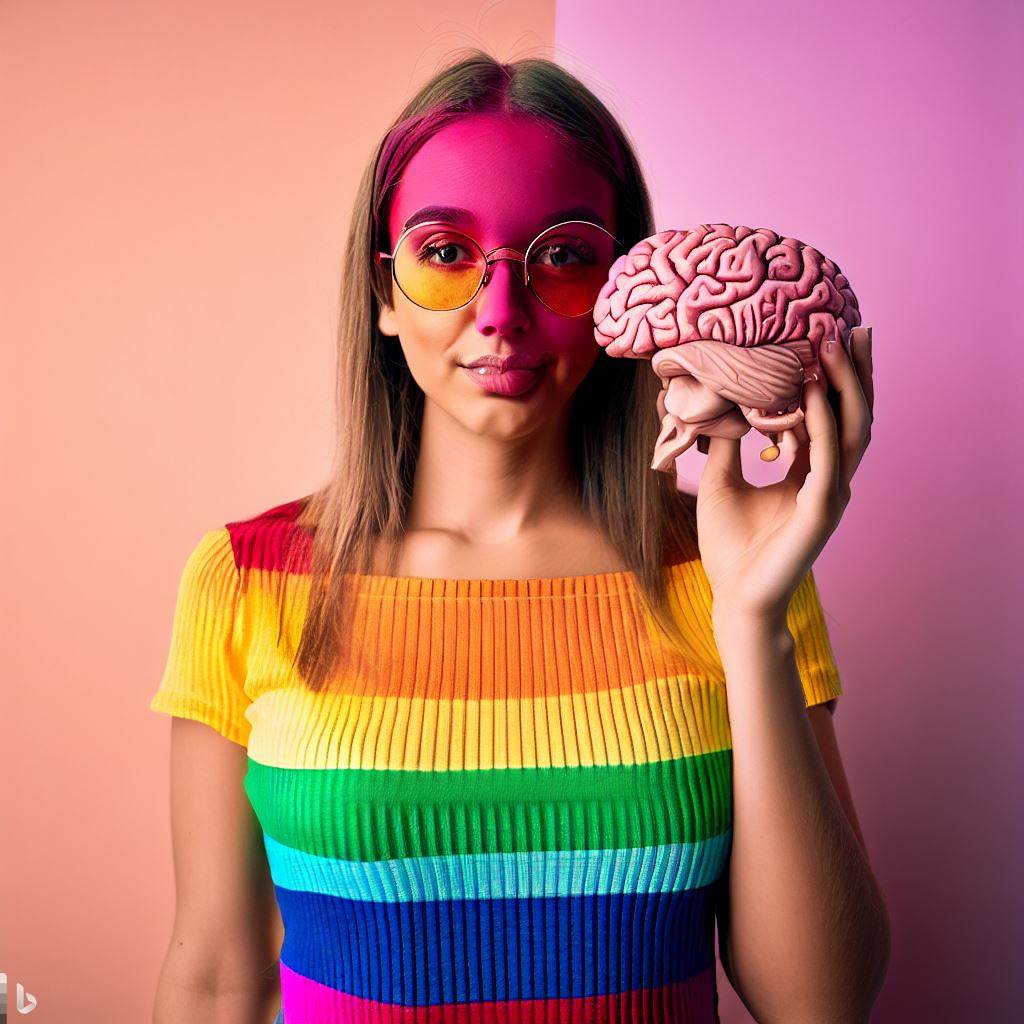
left=2, top=1, right=1018, bottom=1020
left=551, top=0, right=1020, bottom=1018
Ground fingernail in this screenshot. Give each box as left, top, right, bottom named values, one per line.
left=825, top=339, right=835, bottom=355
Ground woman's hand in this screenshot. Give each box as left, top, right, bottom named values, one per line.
left=695, top=326, right=874, bottom=621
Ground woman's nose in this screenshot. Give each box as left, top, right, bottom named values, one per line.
left=473, top=257, right=531, bottom=336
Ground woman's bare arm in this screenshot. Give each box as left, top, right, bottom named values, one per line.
left=152, top=718, right=283, bottom=1023
left=712, top=614, right=890, bottom=1023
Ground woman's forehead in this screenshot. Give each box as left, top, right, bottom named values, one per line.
left=387, top=113, right=616, bottom=247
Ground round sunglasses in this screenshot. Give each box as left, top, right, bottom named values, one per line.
left=375, top=219, right=622, bottom=318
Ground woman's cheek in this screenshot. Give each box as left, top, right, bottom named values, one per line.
left=393, top=311, right=456, bottom=384
left=407, top=345, right=452, bottom=397
left=558, top=335, right=602, bottom=390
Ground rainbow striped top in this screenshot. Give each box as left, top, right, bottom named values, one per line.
left=150, top=499, right=842, bottom=1024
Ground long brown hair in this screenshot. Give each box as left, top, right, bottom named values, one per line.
left=279, top=49, right=698, bottom=691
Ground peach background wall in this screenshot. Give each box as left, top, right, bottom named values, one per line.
left=0, top=2, right=555, bottom=1021
left=2, top=1, right=1018, bottom=1021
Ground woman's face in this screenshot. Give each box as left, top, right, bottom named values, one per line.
left=378, top=112, right=617, bottom=441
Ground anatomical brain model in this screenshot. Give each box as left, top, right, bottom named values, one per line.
left=593, top=224, right=862, bottom=471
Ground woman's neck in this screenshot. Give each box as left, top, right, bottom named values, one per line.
left=407, top=396, right=582, bottom=544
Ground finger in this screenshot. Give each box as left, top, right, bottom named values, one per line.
left=819, top=330, right=872, bottom=484
left=791, top=418, right=810, bottom=449
left=704, top=434, right=745, bottom=485
left=781, top=425, right=801, bottom=461
left=782, top=422, right=811, bottom=487
left=778, top=417, right=811, bottom=493
left=849, top=326, right=874, bottom=420
left=796, top=377, right=840, bottom=510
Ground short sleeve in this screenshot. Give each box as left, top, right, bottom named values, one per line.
left=149, top=528, right=252, bottom=746
left=786, top=569, right=843, bottom=712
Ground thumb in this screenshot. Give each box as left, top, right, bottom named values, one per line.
left=704, top=434, right=744, bottom=485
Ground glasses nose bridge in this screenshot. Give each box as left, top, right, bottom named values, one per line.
left=481, top=246, right=529, bottom=287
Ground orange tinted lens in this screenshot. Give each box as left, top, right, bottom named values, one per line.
left=392, top=225, right=484, bottom=310
left=527, top=222, right=616, bottom=316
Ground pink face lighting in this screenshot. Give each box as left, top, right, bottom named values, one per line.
left=379, top=112, right=617, bottom=418
left=593, top=224, right=862, bottom=468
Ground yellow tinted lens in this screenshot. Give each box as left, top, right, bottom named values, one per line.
left=393, top=225, right=484, bottom=310
left=528, top=222, right=616, bottom=316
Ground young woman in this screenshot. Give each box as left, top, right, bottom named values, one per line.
left=150, top=51, right=889, bottom=1024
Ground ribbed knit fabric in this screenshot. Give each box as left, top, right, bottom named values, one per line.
left=150, top=499, right=842, bottom=1024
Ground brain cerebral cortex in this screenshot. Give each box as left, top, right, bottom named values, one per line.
left=592, top=224, right=862, bottom=472
left=594, top=224, right=860, bottom=354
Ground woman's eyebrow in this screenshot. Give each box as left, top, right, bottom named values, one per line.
left=403, top=206, right=475, bottom=231
left=402, top=204, right=610, bottom=233
left=543, top=205, right=609, bottom=230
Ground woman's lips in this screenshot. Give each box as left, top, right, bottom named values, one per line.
left=459, top=363, right=547, bottom=397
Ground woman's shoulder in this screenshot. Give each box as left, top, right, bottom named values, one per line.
left=220, top=494, right=315, bottom=577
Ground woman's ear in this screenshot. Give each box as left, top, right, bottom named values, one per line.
left=377, top=303, right=399, bottom=337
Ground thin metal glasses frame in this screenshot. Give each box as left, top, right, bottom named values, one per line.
left=375, top=218, right=623, bottom=317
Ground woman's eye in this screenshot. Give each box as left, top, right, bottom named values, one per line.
left=533, top=243, right=591, bottom=267
left=418, top=240, right=471, bottom=265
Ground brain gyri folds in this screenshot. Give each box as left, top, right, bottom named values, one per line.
left=593, top=224, right=861, bottom=471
